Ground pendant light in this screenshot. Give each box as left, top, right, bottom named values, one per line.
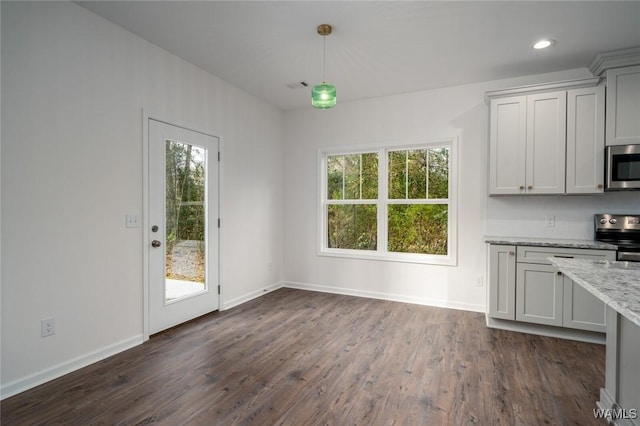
left=312, top=24, right=337, bottom=109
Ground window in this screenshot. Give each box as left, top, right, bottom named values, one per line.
left=320, top=140, right=457, bottom=265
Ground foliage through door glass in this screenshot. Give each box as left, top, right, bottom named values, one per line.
left=165, top=140, right=206, bottom=283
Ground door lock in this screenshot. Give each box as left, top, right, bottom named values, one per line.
left=151, top=225, right=159, bottom=232
left=151, top=240, right=162, bottom=248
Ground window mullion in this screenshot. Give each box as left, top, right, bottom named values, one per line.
left=327, top=199, right=375, bottom=205
left=425, top=149, right=430, bottom=199
left=404, top=151, right=409, bottom=199
left=322, top=153, right=329, bottom=252
left=359, top=154, right=363, bottom=200
left=341, top=156, right=346, bottom=200
left=378, top=148, right=387, bottom=255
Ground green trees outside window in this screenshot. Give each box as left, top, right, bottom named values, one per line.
left=326, top=153, right=378, bottom=250
left=324, top=145, right=451, bottom=258
left=387, top=148, right=449, bottom=255
left=165, top=140, right=206, bottom=283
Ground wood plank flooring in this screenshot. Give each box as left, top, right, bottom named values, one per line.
left=2, top=288, right=605, bottom=425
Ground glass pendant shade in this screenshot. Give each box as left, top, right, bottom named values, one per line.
left=311, top=83, right=337, bottom=109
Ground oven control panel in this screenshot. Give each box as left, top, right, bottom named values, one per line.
left=595, top=214, right=640, bottom=230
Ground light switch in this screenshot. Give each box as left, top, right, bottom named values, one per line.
left=126, top=213, right=140, bottom=228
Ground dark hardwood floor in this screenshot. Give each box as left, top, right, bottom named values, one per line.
left=2, top=288, right=605, bottom=425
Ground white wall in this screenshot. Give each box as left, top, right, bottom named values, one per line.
left=486, top=192, right=639, bottom=239
left=1, top=1, right=284, bottom=397
left=282, top=68, right=638, bottom=312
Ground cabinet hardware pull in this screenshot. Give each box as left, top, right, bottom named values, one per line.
left=519, top=186, right=524, bottom=190
left=597, top=184, right=603, bottom=189
left=557, top=271, right=562, bottom=276
left=553, top=255, right=574, bottom=258
left=528, top=185, right=533, bottom=190
left=508, top=251, right=515, bottom=256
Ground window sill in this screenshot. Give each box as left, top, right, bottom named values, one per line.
left=318, top=249, right=457, bottom=266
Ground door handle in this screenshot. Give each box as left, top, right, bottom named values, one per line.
left=151, top=240, right=162, bottom=248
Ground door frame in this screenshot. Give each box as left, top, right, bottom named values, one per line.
left=142, top=110, right=223, bottom=341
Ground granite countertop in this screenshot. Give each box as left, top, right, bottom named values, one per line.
left=548, top=257, right=640, bottom=327
left=484, top=236, right=617, bottom=250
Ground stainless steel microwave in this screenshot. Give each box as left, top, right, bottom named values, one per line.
left=606, top=144, right=640, bottom=190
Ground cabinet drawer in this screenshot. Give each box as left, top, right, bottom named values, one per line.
left=517, top=246, right=615, bottom=265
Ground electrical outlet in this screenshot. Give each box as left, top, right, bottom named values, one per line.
left=41, top=318, right=55, bottom=337
left=475, top=276, right=484, bottom=287
left=545, top=215, right=555, bottom=227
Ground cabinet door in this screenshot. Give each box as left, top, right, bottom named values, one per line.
left=561, top=249, right=613, bottom=333
left=488, top=245, right=516, bottom=320
left=562, top=275, right=606, bottom=332
left=606, top=65, right=640, bottom=146
left=489, top=96, right=526, bottom=195
left=516, top=263, right=563, bottom=326
left=566, top=86, right=605, bottom=194
left=526, top=91, right=567, bottom=194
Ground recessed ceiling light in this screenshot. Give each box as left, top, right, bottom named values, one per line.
left=532, top=39, right=555, bottom=50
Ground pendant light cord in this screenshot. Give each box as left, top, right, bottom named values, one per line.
left=322, top=35, right=326, bottom=83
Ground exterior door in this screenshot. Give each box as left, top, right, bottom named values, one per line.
left=148, top=119, right=219, bottom=334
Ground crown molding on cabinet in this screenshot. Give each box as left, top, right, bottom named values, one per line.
left=484, top=77, right=601, bottom=104
left=589, top=46, right=640, bottom=76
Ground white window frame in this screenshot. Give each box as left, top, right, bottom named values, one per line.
left=318, top=139, right=458, bottom=266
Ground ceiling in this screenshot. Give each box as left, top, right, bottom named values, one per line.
left=77, top=1, right=640, bottom=111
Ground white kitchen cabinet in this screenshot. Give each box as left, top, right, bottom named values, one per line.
left=489, top=92, right=566, bottom=195
left=489, top=97, right=526, bottom=195
left=487, top=243, right=615, bottom=333
left=517, top=268, right=608, bottom=331
left=606, top=65, right=640, bottom=146
left=488, top=244, right=516, bottom=320
left=562, top=275, right=607, bottom=333
left=516, top=262, right=564, bottom=326
left=486, top=78, right=604, bottom=196
left=566, top=86, right=605, bottom=194
left=526, top=91, right=567, bottom=194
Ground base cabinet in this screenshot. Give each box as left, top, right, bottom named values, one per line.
left=516, top=263, right=563, bottom=327
left=488, top=245, right=516, bottom=320
left=488, top=244, right=615, bottom=333
left=563, top=276, right=607, bottom=333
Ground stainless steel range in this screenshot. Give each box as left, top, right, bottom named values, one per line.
left=595, top=214, right=640, bottom=262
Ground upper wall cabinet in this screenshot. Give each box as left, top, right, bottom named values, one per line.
left=525, top=91, right=567, bottom=195
left=486, top=78, right=604, bottom=195
left=488, top=96, right=526, bottom=195
left=566, top=86, right=605, bottom=193
left=605, top=65, right=640, bottom=146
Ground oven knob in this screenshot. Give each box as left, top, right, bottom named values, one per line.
left=609, top=218, right=618, bottom=224
left=600, top=218, right=608, bottom=224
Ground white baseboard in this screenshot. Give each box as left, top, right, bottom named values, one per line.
left=283, top=281, right=485, bottom=313
left=1, top=334, right=143, bottom=400
left=221, top=281, right=284, bottom=311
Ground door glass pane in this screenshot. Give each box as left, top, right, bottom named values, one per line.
left=165, top=140, right=207, bottom=302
